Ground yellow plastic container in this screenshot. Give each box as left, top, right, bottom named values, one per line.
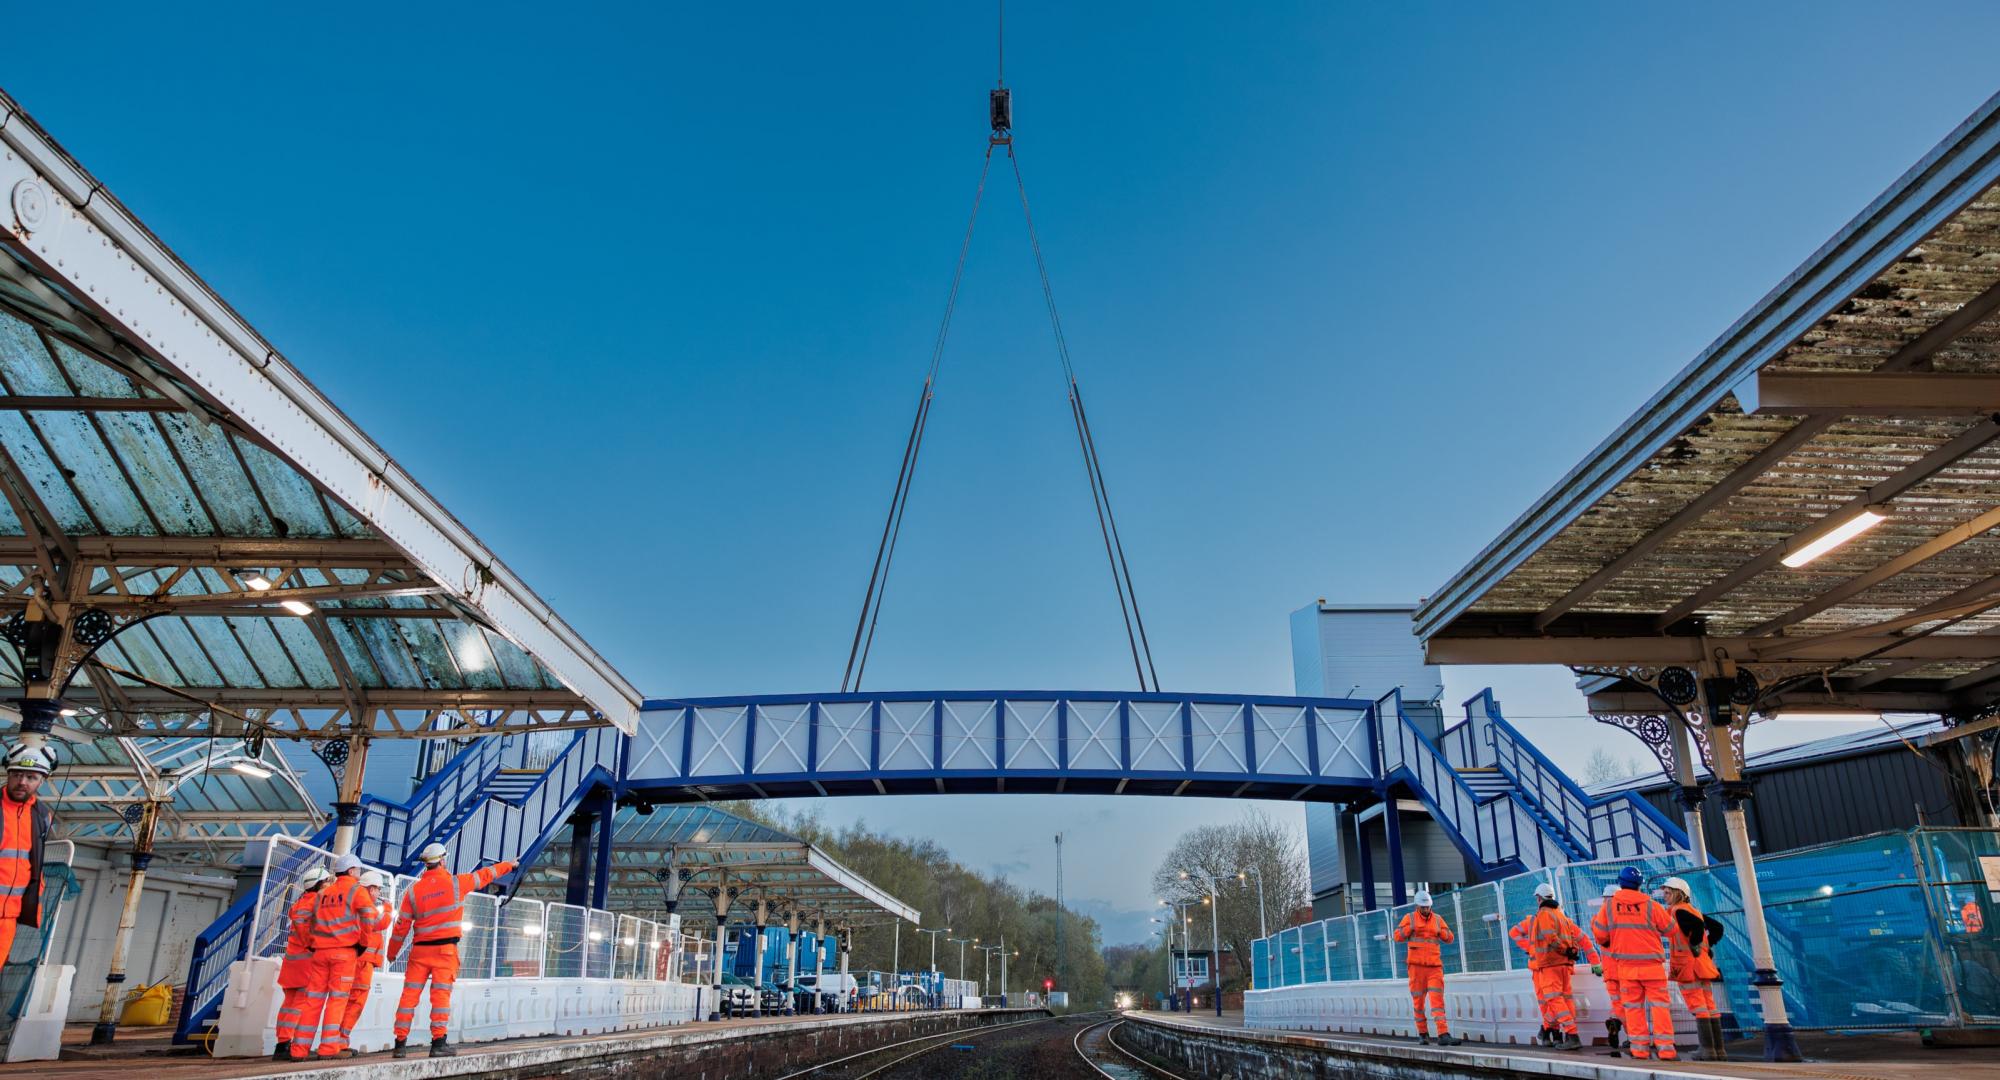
left=120, top=981, right=173, bottom=1027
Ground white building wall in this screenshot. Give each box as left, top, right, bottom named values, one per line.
left=47, top=841, right=236, bottom=1021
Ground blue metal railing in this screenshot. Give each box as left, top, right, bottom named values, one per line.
left=1455, top=690, right=1687, bottom=859
left=1377, top=690, right=1558, bottom=874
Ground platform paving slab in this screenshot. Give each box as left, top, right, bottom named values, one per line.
left=1127, top=1011, right=2000, bottom=1080
left=13, top=1009, right=1046, bottom=1080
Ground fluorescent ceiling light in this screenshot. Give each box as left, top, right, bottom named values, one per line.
left=232, top=761, right=274, bottom=779
left=280, top=599, right=314, bottom=616
left=1781, top=507, right=1887, bottom=568
left=58, top=707, right=77, bottom=717
left=239, top=572, right=273, bottom=591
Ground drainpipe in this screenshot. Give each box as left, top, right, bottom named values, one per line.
left=90, top=797, right=160, bottom=1045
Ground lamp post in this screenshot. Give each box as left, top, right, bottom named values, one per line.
left=1151, top=916, right=1172, bottom=1011
left=978, top=943, right=1005, bottom=1001
left=917, top=926, right=949, bottom=1009
left=1181, top=871, right=1225, bottom=1016
left=949, top=937, right=973, bottom=986
left=1239, top=866, right=1268, bottom=939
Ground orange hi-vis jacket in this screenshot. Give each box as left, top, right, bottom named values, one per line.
left=309, top=875, right=373, bottom=949
left=389, top=861, right=515, bottom=959
left=277, top=888, right=322, bottom=987
left=1965, top=900, right=1985, bottom=935
left=1591, top=887, right=1671, bottom=979
left=1509, top=904, right=1599, bottom=971
left=1667, top=900, right=1720, bottom=982
left=1393, top=908, right=1454, bottom=967
left=0, top=792, right=50, bottom=927
left=358, top=893, right=393, bottom=968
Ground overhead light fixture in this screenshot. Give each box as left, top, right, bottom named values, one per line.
left=1781, top=506, right=1888, bottom=568
left=238, top=571, right=274, bottom=591
left=280, top=599, right=314, bottom=616
left=58, top=707, right=78, bottom=717
left=232, top=761, right=274, bottom=779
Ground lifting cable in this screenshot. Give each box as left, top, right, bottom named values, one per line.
left=841, top=3, right=1159, bottom=693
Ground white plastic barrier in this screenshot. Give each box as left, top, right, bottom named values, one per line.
left=1246, top=968, right=1694, bottom=1046
left=209, top=958, right=704, bottom=1058
left=4, top=964, right=74, bottom=1063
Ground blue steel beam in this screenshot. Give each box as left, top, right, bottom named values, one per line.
left=623, top=691, right=1380, bottom=804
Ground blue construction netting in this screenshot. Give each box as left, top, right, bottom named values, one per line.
left=1251, top=828, right=2000, bottom=1034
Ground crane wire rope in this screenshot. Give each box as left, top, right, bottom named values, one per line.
left=842, top=6, right=1160, bottom=693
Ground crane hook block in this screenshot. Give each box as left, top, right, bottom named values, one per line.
left=990, top=88, right=1012, bottom=135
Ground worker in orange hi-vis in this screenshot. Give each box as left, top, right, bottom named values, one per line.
left=1965, top=895, right=1987, bottom=935
left=294, top=854, right=374, bottom=1061
left=1596, top=885, right=1629, bottom=1056
left=388, top=843, right=516, bottom=1059
left=1393, top=889, right=1460, bottom=1046
left=1661, top=876, right=1727, bottom=1061
left=270, top=865, right=331, bottom=1061
left=1508, top=881, right=1599, bottom=1051
left=336, top=870, right=394, bottom=1053
left=0, top=745, right=55, bottom=965
left=1591, top=866, right=1677, bottom=1062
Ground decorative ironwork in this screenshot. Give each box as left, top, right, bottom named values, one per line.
left=1594, top=713, right=1679, bottom=780
left=313, top=739, right=349, bottom=786
left=71, top=607, right=115, bottom=649
left=0, top=613, right=26, bottom=649
left=1729, top=668, right=1760, bottom=706
left=121, top=803, right=145, bottom=824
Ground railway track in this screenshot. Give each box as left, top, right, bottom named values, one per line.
left=1074, top=1017, right=1189, bottom=1080
left=775, top=1013, right=1064, bottom=1079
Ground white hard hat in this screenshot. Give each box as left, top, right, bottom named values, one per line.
left=418, top=842, right=448, bottom=863
left=1534, top=882, right=1557, bottom=900
left=300, top=866, right=332, bottom=887
left=332, top=853, right=362, bottom=874
left=1413, top=888, right=1433, bottom=907
left=360, top=869, right=389, bottom=890
left=1602, top=885, right=1619, bottom=898
left=1661, top=876, right=1692, bottom=897
left=3, top=743, right=54, bottom=775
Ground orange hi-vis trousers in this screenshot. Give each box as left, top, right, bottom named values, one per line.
left=395, top=943, right=458, bottom=1042
left=1617, top=975, right=1676, bottom=1060
left=1408, top=964, right=1447, bottom=1035
left=1674, top=979, right=1719, bottom=1020
left=340, top=963, right=380, bottom=1043
left=274, top=986, right=312, bottom=1043
left=294, top=947, right=358, bottom=1059
left=1532, top=965, right=1579, bottom=1035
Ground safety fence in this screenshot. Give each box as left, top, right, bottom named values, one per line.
left=1251, top=827, right=2000, bottom=1034
left=178, top=835, right=706, bottom=1045
left=0, top=841, right=79, bottom=1062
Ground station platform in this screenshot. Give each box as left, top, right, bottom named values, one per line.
left=9, top=1008, right=1045, bottom=1080
left=1121, top=1010, right=2000, bottom=1080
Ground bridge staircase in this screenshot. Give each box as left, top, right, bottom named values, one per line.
left=1376, top=688, right=1688, bottom=877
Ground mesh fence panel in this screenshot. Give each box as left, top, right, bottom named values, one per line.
left=1916, top=830, right=2000, bottom=1021
left=1300, top=920, right=1328, bottom=983
left=498, top=898, right=546, bottom=978
left=1328, top=918, right=1361, bottom=982
left=586, top=909, right=617, bottom=978
left=1458, top=881, right=1506, bottom=973
left=545, top=904, right=588, bottom=978
left=1356, top=909, right=1391, bottom=980
left=1252, top=938, right=1270, bottom=988
left=615, top=915, right=642, bottom=979
left=1440, top=895, right=1463, bottom=975
left=1386, top=901, right=1419, bottom=979
left=253, top=837, right=336, bottom=960
left=461, top=892, right=499, bottom=981
left=387, top=874, right=420, bottom=975
left=1277, top=926, right=1302, bottom=985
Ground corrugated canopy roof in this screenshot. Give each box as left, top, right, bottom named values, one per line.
left=518, top=804, right=919, bottom=929
left=0, top=88, right=640, bottom=740
left=1419, top=90, right=2000, bottom=718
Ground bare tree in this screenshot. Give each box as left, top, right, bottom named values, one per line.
left=1150, top=810, right=1311, bottom=988
left=1580, top=747, right=1645, bottom=786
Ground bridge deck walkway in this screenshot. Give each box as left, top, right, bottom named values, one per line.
left=1130, top=1010, right=2000, bottom=1079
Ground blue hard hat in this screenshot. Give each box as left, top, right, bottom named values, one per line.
left=1618, top=866, right=1644, bottom=889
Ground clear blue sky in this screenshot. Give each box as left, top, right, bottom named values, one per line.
left=10, top=1, right=2000, bottom=944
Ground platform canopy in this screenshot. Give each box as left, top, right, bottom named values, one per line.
left=518, top=804, right=919, bottom=928
left=1418, top=91, right=2000, bottom=718
left=44, top=734, right=322, bottom=867
left=0, top=89, right=641, bottom=741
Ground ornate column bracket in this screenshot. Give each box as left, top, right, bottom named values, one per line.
left=1593, top=712, right=1680, bottom=779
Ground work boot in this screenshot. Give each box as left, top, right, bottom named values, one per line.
left=430, top=1036, right=456, bottom=1058
left=1605, top=1017, right=1622, bottom=1056
left=1562, top=1032, right=1582, bottom=1051
left=1418, top=1033, right=1432, bottom=1045
left=272, top=1040, right=291, bottom=1061
left=392, top=1038, right=409, bottom=1059
left=1436, top=1033, right=1461, bottom=1046
left=1692, top=1018, right=1729, bottom=1061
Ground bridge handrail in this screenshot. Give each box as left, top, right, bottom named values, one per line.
left=1378, top=690, right=1539, bottom=873
left=445, top=725, right=623, bottom=875
left=1465, top=690, right=1688, bottom=858
left=174, top=818, right=337, bottom=1044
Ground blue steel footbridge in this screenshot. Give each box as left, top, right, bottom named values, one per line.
left=177, top=686, right=1688, bottom=1042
